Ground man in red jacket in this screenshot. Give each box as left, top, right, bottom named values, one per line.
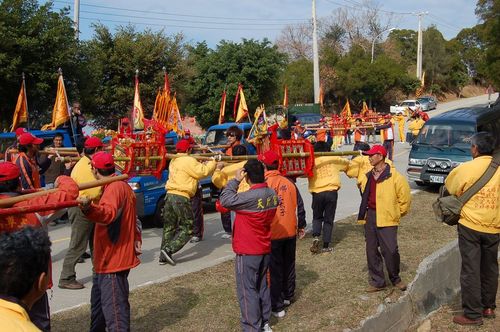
left=77, top=152, right=142, bottom=332
left=219, top=160, right=278, bottom=332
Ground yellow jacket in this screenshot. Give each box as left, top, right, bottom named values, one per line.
left=166, top=154, right=216, bottom=199
left=347, top=156, right=393, bottom=189
left=211, top=161, right=250, bottom=192
left=71, top=155, right=101, bottom=200
left=445, top=156, right=500, bottom=234
left=408, top=119, right=425, bottom=136
left=0, top=299, right=40, bottom=332
left=308, top=156, right=349, bottom=193
left=358, top=164, right=411, bottom=227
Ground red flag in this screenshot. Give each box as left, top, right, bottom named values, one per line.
left=219, top=89, right=227, bottom=125
left=11, top=74, right=28, bottom=131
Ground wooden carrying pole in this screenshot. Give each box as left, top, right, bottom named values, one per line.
left=0, top=174, right=129, bottom=208
left=165, top=151, right=361, bottom=161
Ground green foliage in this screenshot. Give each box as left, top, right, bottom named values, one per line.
left=476, top=0, right=500, bottom=87
left=184, top=39, right=286, bottom=128
left=453, top=26, right=486, bottom=81
left=0, top=0, right=78, bottom=129
left=387, top=29, right=417, bottom=67
left=281, top=59, right=314, bottom=104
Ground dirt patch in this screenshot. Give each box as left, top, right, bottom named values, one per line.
left=440, top=85, right=487, bottom=102
left=52, top=191, right=459, bottom=332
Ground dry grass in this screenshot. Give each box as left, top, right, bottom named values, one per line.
left=52, top=191, right=461, bottom=332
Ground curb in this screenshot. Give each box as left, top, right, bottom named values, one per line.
left=354, top=240, right=461, bottom=332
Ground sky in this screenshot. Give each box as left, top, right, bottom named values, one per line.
left=47, top=0, right=480, bottom=47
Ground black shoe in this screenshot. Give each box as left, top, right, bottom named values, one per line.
left=160, top=250, right=176, bottom=266
left=81, top=252, right=91, bottom=259
left=77, top=257, right=85, bottom=264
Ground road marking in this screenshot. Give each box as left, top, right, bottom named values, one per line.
left=52, top=237, right=70, bottom=244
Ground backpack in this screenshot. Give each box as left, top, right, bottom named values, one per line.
left=432, top=154, right=499, bottom=226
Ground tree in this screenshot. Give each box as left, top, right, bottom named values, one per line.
left=476, top=0, right=500, bottom=87
left=281, top=59, right=314, bottom=104
left=453, top=26, right=486, bottom=81
left=185, top=39, right=286, bottom=128
left=0, top=0, right=78, bottom=129
left=78, top=25, right=189, bottom=127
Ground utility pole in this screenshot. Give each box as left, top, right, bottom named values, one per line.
left=74, top=0, right=80, bottom=40
left=312, top=0, right=320, bottom=104
left=416, top=12, right=427, bottom=81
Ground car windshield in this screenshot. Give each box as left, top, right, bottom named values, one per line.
left=416, top=124, right=475, bottom=147
left=292, top=114, right=322, bottom=125
left=402, top=101, right=415, bottom=107
left=418, top=98, right=429, bottom=103
left=204, top=128, right=251, bottom=146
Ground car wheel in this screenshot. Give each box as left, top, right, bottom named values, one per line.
left=153, top=196, right=166, bottom=228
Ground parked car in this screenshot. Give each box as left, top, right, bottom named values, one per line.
left=390, top=100, right=421, bottom=114
left=417, top=96, right=437, bottom=111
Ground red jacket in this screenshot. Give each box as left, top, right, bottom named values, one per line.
left=85, top=180, right=141, bottom=274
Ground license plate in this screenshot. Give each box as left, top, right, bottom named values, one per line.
left=202, top=192, right=211, bottom=199
left=430, top=175, right=444, bottom=183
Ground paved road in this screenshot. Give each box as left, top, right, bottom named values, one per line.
left=48, top=93, right=496, bottom=313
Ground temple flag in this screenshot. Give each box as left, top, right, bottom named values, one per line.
left=132, top=71, right=145, bottom=130
left=42, top=70, right=70, bottom=130
left=235, top=84, right=248, bottom=123
left=218, top=89, right=227, bottom=125
left=11, top=74, right=28, bottom=131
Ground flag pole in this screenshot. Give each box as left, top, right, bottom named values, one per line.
left=22, top=73, right=30, bottom=130
left=60, top=68, right=77, bottom=143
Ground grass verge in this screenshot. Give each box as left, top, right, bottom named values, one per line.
left=53, top=191, right=461, bottom=331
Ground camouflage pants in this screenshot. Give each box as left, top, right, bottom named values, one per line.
left=160, top=193, right=194, bottom=254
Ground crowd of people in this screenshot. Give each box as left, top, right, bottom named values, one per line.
left=0, top=110, right=498, bottom=331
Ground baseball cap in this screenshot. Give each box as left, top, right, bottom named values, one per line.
left=15, top=127, right=28, bottom=137
left=258, top=150, right=280, bottom=166
left=84, top=136, right=103, bottom=149
left=121, top=117, right=130, bottom=124
left=384, top=114, right=392, bottom=119
left=0, top=162, right=20, bottom=182
left=184, top=129, right=191, bottom=135
left=91, top=152, right=115, bottom=170
left=362, top=145, right=387, bottom=157
left=176, top=139, right=191, bottom=153
left=18, top=133, right=43, bottom=146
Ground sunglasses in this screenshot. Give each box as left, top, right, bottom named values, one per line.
left=226, top=134, right=236, bottom=137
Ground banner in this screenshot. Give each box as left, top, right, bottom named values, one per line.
left=132, top=74, right=145, bottom=130
left=283, top=85, right=288, bottom=109
left=11, top=75, right=28, bottom=131
left=235, top=84, right=248, bottom=123
left=42, top=72, right=70, bottom=130
left=167, top=95, right=184, bottom=135
left=340, top=99, right=352, bottom=119
left=218, top=89, right=227, bottom=125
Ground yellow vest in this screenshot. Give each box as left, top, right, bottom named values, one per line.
left=166, top=154, right=216, bottom=199
left=308, top=156, right=349, bottom=193
left=0, top=299, right=40, bottom=332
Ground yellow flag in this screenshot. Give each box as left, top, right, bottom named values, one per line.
left=219, top=90, right=227, bottom=125
left=167, top=95, right=184, bottom=135
left=132, top=75, right=145, bottom=130
left=340, top=99, right=352, bottom=118
left=11, top=76, right=28, bottom=131
left=283, top=86, right=288, bottom=109
left=42, top=73, right=70, bottom=130
left=235, top=86, right=248, bottom=123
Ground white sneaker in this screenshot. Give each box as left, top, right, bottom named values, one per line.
left=221, top=233, right=232, bottom=239
left=262, top=323, right=272, bottom=332
left=283, top=299, right=291, bottom=306
left=271, top=310, right=285, bottom=318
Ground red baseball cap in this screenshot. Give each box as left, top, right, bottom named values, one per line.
left=121, top=117, right=130, bottom=124
left=184, top=129, right=191, bottom=135
left=176, top=139, right=191, bottom=153
left=362, top=145, right=387, bottom=157
left=84, top=136, right=103, bottom=149
left=384, top=114, right=392, bottom=119
left=91, top=152, right=115, bottom=170
left=0, top=162, right=20, bottom=182
left=259, top=150, right=280, bottom=166
left=15, top=127, right=28, bottom=137
left=18, top=133, right=43, bottom=146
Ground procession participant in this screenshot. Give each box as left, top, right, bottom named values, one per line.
left=0, top=162, right=79, bottom=331
left=59, top=136, right=104, bottom=290
left=119, top=117, right=133, bottom=136
left=183, top=129, right=196, bottom=146
left=353, top=118, right=367, bottom=151
left=393, top=111, right=406, bottom=143
left=4, top=127, right=27, bottom=162
left=42, top=133, right=72, bottom=188
left=14, top=132, right=51, bottom=190
left=445, top=132, right=499, bottom=326
left=189, top=185, right=205, bottom=243
left=224, top=125, right=243, bottom=156
left=211, top=144, right=249, bottom=239
left=69, top=102, right=87, bottom=146
left=219, top=160, right=278, bottom=332
left=0, top=227, right=51, bottom=332
left=357, top=145, right=411, bottom=293
left=260, top=150, right=305, bottom=319
left=76, top=151, right=142, bottom=332
left=159, top=139, right=216, bottom=265
left=315, top=117, right=328, bottom=143
left=308, top=141, right=350, bottom=254
left=375, top=115, right=396, bottom=161
left=407, top=113, right=425, bottom=143
left=293, top=121, right=306, bottom=140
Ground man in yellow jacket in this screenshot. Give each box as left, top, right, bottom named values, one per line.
left=308, top=141, right=350, bottom=253
left=357, top=145, right=411, bottom=293
left=445, top=132, right=499, bottom=326
left=407, top=114, right=425, bottom=143
left=393, top=111, right=406, bottom=143
left=159, top=139, right=217, bottom=265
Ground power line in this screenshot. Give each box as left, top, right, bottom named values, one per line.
left=53, top=0, right=307, bottom=22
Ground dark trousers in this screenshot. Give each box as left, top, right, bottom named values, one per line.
left=270, top=237, right=296, bottom=312
left=353, top=141, right=365, bottom=151
left=161, top=194, right=194, bottom=254
left=383, top=140, right=394, bottom=160
left=364, top=209, right=401, bottom=287
left=311, top=190, right=338, bottom=244
left=235, top=254, right=271, bottom=331
left=60, top=207, right=94, bottom=282
left=220, top=211, right=232, bottom=233
left=90, top=270, right=130, bottom=332
left=29, top=291, right=50, bottom=332
left=458, top=224, right=499, bottom=319
left=191, top=187, right=204, bottom=238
